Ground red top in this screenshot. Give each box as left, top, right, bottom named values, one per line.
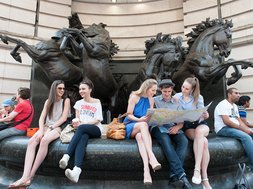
left=13, top=100, right=34, bottom=131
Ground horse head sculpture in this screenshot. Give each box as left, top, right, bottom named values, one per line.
left=170, top=18, right=252, bottom=92
left=60, top=22, right=119, bottom=108
left=128, top=33, right=186, bottom=92
left=172, top=18, right=236, bottom=90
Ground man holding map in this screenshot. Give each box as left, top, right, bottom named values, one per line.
left=150, top=79, right=192, bottom=189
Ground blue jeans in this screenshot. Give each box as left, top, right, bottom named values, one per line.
left=217, top=126, right=253, bottom=171
left=151, top=127, right=188, bottom=178
left=0, top=127, right=26, bottom=141
left=67, top=124, right=101, bottom=167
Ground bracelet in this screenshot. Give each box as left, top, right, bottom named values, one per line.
left=49, top=125, right=53, bottom=130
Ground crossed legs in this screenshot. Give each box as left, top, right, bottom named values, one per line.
left=131, top=122, right=161, bottom=185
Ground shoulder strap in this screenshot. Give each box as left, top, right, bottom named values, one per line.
left=117, top=113, right=129, bottom=120
left=62, top=98, right=65, bottom=110
left=12, top=101, right=33, bottom=127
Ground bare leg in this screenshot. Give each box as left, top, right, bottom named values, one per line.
left=28, top=130, right=60, bottom=180
left=8, top=133, right=40, bottom=187
left=131, top=122, right=160, bottom=170
left=201, top=137, right=212, bottom=189
left=186, top=125, right=209, bottom=184
left=135, top=133, right=152, bottom=185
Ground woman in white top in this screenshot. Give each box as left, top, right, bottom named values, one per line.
left=9, top=80, right=71, bottom=188
left=59, top=79, right=103, bottom=183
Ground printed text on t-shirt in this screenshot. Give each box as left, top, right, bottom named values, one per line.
left=80, top=105, right=97, bottom=118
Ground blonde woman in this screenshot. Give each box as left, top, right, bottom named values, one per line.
left=124, top=78, right=161, bottom=185
left=174, top=77, right=212, bottom=189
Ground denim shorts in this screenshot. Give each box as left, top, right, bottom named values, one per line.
left=182, top=120, right=208, bottom=132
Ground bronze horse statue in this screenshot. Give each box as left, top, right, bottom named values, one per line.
left=127, top=18, right=253, bottom=94
left=0, top=31, right=83, bottom=87
left=1, top=15, right=253, bottom=117
left=172, top=18, right=253, bottom=90
left=127, top=33, right=186, bottom=92
left=59, top=24, right=119, bottom=106
left=0, top=20, right=119, bottom=111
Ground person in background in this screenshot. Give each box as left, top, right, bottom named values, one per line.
left=237, top=95, right=253, bottom=128
left=0, top=99, right=16, bottom=118
left=0, top=87, right=34, bottom=141
left=59, top=79, right=103, bottom=183
left=215, top=88, right=253, bottom=173
left=174, top=77, right=212, bottom=189
left=151, top=79, right=192, bottom=189
left=8, top=80, right=70, bottom=188
left=123, top=78, right=161, bottom=185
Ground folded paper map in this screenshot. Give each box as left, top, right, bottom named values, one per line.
left=148, top=102, right=212, bottom=126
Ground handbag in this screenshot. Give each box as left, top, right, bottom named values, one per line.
left=27, top=127, right=39, bottom=137
left=106, top=113, right=128, bottom=140
left=60, top=124, right=76, bottom=143
left=233, top=163, right=252, bottom=189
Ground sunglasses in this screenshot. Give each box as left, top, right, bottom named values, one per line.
left=57, top=87, right=65, bottom=90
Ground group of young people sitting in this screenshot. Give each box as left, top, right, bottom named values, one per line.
left=0, top=77, right=252, bottom=189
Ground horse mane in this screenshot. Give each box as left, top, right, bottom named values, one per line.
left=186, top=18, right=233, bottom=49
left=109, top=40, right=119, bottom=59
left=144, top=33, right=184, bottom=55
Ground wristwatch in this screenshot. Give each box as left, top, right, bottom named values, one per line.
left=49, top=125, right=53, bottom=130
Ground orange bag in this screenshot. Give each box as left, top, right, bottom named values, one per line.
left=27, top=128, right=39, bottom=137
left=106, top=113, right=128, bottom=140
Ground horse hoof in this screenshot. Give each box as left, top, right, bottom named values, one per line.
left=1, top=36, right=9, bottom=44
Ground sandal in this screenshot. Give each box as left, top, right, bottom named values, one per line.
left=202, top=178, right=212, bottom=189
left=149, top=158, right=161, bottom=172
left=8, top=183, right=29, bottom=189
left=192, top=168, right=201, bottom=184
left=8, top=179, right=31, bottom=189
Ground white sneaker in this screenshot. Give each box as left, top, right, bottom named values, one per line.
left=59, top=154, right=70, bottom=169
left=65, top=166, right=82, bottom=183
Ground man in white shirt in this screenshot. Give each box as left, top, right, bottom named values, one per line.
left=214, top=87, right=253, bottom=172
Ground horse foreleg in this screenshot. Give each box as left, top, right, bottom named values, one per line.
left=0, top=34, right=8, bottom=44
left=227, top=65, right=242, bottom=85
left=60, top=36, right=82, bottom=61
left=0, top=34, right=39, bottom=62
left=0, top=34, right=23, bottom=45
left=207, top=59, right=253, bottom=85
left=0, top=35, right=23, bottom=62
left=60, top=36, right=69, bottom=51
left=10, top=45, right=22, bottom=63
